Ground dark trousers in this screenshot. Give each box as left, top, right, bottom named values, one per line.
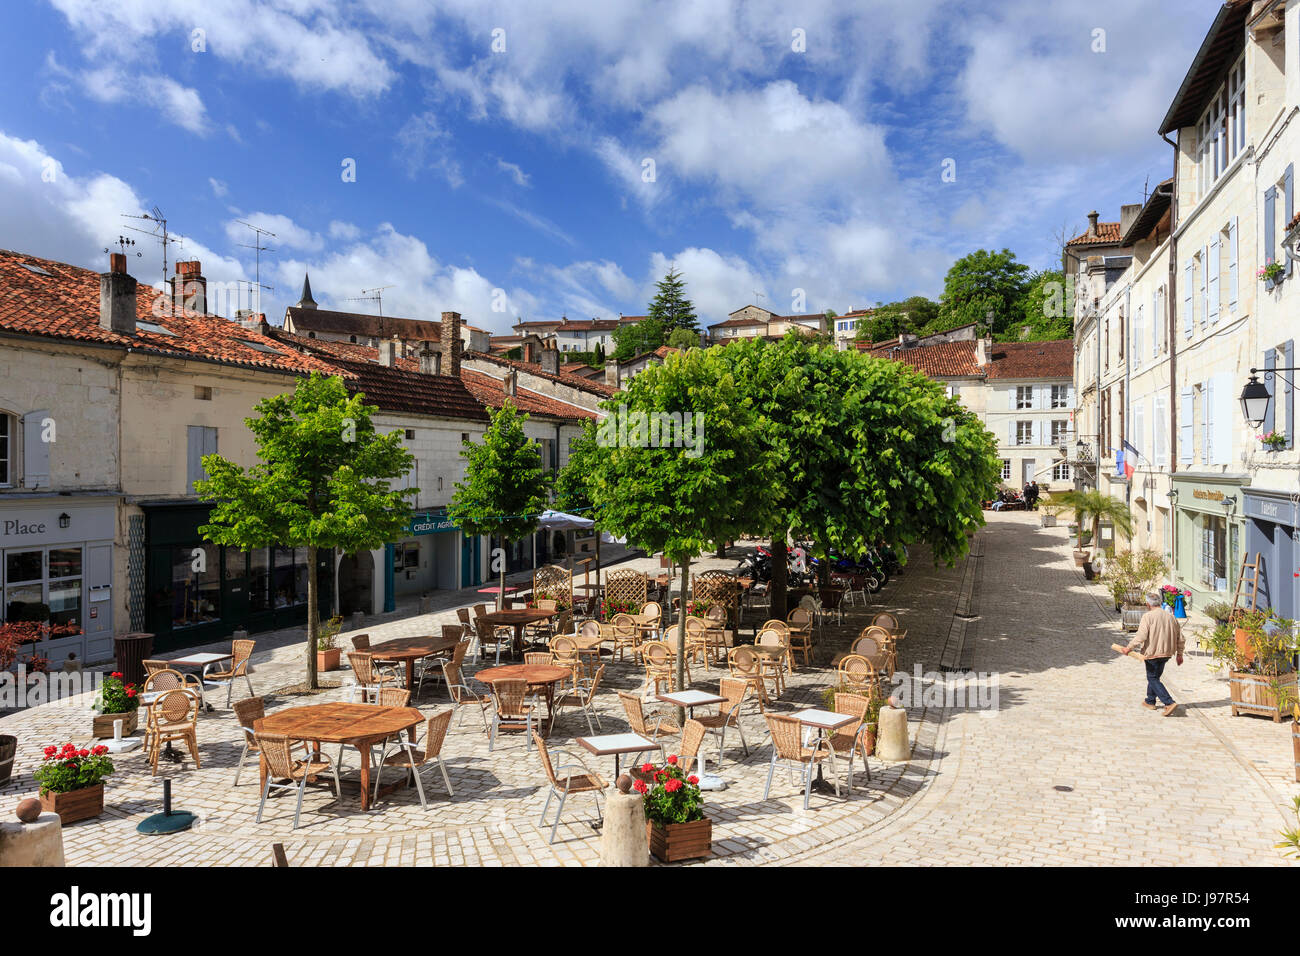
left=1144, top=656, right=1173, bottom=706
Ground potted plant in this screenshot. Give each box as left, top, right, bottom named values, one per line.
left=1206, top=609, right=1299, bottom=721
left=1043, top=490, right=1133, bottom=566
left=1259, top=260, right=1285, bottom=284
left=636, top=754, right=710, bottom=862
left=91, top=671, right=140, bottom=738
left=315, top=615, right=343, bottom=672
left=1259, top=429, right=1288, bottom=452
left=600, top=599, right=641, bottom=620
left=1203, top=601, right=1234, bottom=626
left=1107, top=549, right=1169, bottom=611
left=35, top=742, right=115, bottom=823
left=684, top=599, right=715, bottom=618
left=819, top=685, right=881, bottom=756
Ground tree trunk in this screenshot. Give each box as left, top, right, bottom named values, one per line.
left=595, top=531, right=601, bottom=590
left=675, top=558, right=690, bottom=727
left=816, top=548, right=830, bottom=588
left=771, top=538, right=788, bottom=622
left=306, top=542, right=319, bottom=691
left=499, top=539, right=508, bottom=611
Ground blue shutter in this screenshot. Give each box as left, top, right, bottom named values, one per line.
left=1228, top=218, right=1239, bottom=311
left=1264, top=349, right=1277, bottom=437
left=1265, top=186, right=1278, bottom=289
left=1287, top=339, right=1296, bottom=449
left=1183, top=260, right=1194, bottom=336
left=21, top=409, right=50, bottom=489
left=1179, top=388, right=1194, bottom=464
left=1286, top=165, right=1295, bottom=277
left=1207, top=236, right=1220, bottom=323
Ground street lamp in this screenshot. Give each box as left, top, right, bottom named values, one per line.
left=1239, top=375, right=1272, bottom=426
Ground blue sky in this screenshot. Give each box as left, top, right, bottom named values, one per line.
left=0, top=0, right=1218, bottom=333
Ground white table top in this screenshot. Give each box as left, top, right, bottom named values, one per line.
left=576, top=732, right=656, bottom=756
left=165, top=652, right=231, bottom=666
left=657, top=690, right=726, bottom=708
left=792, top=708, right=857, bottom=730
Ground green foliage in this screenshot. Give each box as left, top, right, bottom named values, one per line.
left=1276, top=796, right=1300, bottom=859
left=1011, top=269, right=1072, bottom=341
left=1042, top=489, right=1132, bottom=549
left=195, top=373, right=416, bottom=688
left=647, top=266, right=699, bottom=333
left=637, top=754, right=704, bottom=824
left=612, top=317, right=665, bottom=362
left=667, top=327, right=700, bottom=351
left=553, top=419, right=598, bottom=515
left=1202, top=600, right=1235, bottom=624
left=853, top=296, right=942, bottom=343
left=449, top=400, right=552, bottom=544
left=95, top=672, right=139, bottom=714
left=939, top=248, right=1031, bottom=336
left=1106, top=549, right=1169, bottom=605
left=316, top=615, right=343, bottom=651
left=1202, top=609, right=1297, bottom=676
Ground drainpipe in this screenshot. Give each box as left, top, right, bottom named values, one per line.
left=1164, top=129, right=1180, bottom=576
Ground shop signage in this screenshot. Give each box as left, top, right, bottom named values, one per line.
left=1243, top=494, right=1299, bottom=526
left=2, top=518, right=48, bottom=537
left=405, top=513, right=457, bottom=536
left=1192, top=489, right=1225, bottom=502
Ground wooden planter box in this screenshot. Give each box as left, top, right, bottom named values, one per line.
left=92, top=708, right=137, bottom=739
left=316, top=648, right=342, bottom=672
left=40, top=783, right=104, bottom=824
left=647, top=817, right=712, bottom=863
left=1229, top=671, right=1298, bottom=722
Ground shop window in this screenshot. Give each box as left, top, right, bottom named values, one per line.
left=0, top=412, right=12, bottom=486
left=272, top=546, right=308, bottom=608
left=171, top=543, right=221, bottom=628
left=1, top=546, right=84, bottom=639
left=1199, top=516, right=1228, bottom=590
left=397, top=542, right=420, bottom=570
left=248, top=548, right=271, bottom=613
left=1000, top=459, right=1012, bottom=480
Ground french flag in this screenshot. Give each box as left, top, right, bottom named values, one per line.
left=1121, top=440, right=1140, bottom=479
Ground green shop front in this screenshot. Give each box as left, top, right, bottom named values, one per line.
left=142, top=502, right=331, bottom=653
left=1170, top=473, right=1247, bottom=603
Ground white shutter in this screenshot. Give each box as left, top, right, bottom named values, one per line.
left=1183, top=260, right=1194, bottom=336
left=1199, top=245, right=1209, bottom=328
left=1033, top=420, right=1042, bottom=446
left=1152, top=290, right=1161, bottom=358
left=1132, top=400, right=1144, bottom=468
left=1154, top=392, right=1169, bottom=466
left=21, top=409, right=50, bottom=489
left=1212, top=372, right=1233, bottom=465
left=1067, top=385, right=1075, bottom=407
left=1009, top=421, right=1016, bottom=447
left=1133, top=305, right=1144, bottom=366
left=1228, top=217, right=1239, bottom=311
left=1208, top=235, right=1220, bottom=323
left=1009, top=389, right=1016, bottom=410
left=1180, top=388, right=1194, bottom=463
left=1203, top=380, right=1214, bottom=464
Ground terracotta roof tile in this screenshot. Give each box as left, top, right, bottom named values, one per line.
left=461, top=369, right=597, bottom=421
left=1066, top=222, right=1123, bottom=246
left=877, top=340, right=981, bottom=377
left=465, top=350, right=619, bottom=398
left=985, top=340, right=1073, bottom=379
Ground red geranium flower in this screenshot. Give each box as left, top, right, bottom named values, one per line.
left=633, top=779, right=648, bottom=794
left=667, top=754, right=678, bottom=764
left=125, top=688, right=137, bottom=697
left=687, top=775, right=699, bottom=785
left=664, top=778, right=682, bottom=793
left=43, top=746, right=56, bottom=757
left=110, top=672, right=122, bottom=679
left=77, top=749, right=89, bottom=758
left=641, top=763, right=654, bottom=773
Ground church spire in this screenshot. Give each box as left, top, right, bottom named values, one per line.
left=295, top=272, right=317, bottom=309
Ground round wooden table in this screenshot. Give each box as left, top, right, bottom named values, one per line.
left=254, top=703, right=423, bottom=811
left=369, top=634, right=461, bottom=691
left=480, top=609, right=559, bottom=657
left=476, top=663, right=570, bottom=734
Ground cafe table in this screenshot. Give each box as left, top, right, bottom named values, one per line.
left=477, top=584, right=518, bottom=611
left=576, top=731, right=658, bottom=779
left=161, top=651, right=232, bottom=711
left=368, top=633, right=462, bottom=692
left=792, top=708, right=856, bottom=795
left=479, top=608, right=559, bottom=657
left=475, top=663, right=571, bottom=734
left=254, top=702, right=424, bottom=812
left=657, top=689, right=728, bottom=785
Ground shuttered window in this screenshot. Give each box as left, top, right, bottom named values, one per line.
left=187, top=426, right=218, bottom=491
left=1180, top=389, right=1194, bottom=464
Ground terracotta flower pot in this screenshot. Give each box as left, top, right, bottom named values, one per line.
left=646, top=817, right=712, bottom=863
left=40, top=783, right=105, bottom=824
left=1233, top=628, right=1256, bottom=667
left=316, top=648, right=342, bottom=672
left=92, top=708, right=137, bottom=739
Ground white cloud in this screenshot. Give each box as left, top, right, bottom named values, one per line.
left=394, top=112, right=463, bottom=187
left=496, top=158, right=530, bottom=187
left=484, top=198, right=576, bottom=247
left=328, top=220, right=361, bottom=241
left=77, top=66, right=209, bottom=135
left=646, top=248, right=768, bottom=324
left=208, top=177, right=228, bottom=197
left=223, top=213, right=324, bottom=253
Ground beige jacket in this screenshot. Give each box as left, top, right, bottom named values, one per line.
left=1127, top=608, right=1185, bottom=660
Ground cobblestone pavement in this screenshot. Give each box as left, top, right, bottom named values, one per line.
left=1, top=512, right=1295, bottom=866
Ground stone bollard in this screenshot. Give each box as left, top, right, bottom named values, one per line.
left=600, top=778, right=649, bottom=867
left=232, top=629, right=249, bottom=644
left=876, top=705, right=910, bottom=762
left=0, top=811, right=65, bottom=867
left=351, top=611, right=365, bottom=631
left=418, top=595, right=434, bottom=615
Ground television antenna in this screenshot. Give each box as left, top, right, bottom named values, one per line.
left=103, top=236, right=142, bottom=259
left=236, top=220, right=277, bottom=318
left=121, top=206, right=184, bottom=285
left=346, top=285, right=394, bottom=316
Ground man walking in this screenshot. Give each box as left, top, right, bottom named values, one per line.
left=1029, top=480, right=1040, bottom=510
left=1120, top=591, right=1184, bottom=715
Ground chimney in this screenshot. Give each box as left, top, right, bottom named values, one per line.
left=540, top=345, right=559, bottom=376
left=99, top=253, right=137, bottom=335
left=170, top=260, right=206, bottom=314
left=604, top=359, right=619, bottom=386
left=418, top=341, right=439, bottom=375
left=1086, top=210, right=1100, bottom=237
left=1118, top=203, right=1142, bottom=242
left=378, top=337, right=398, bottom=367
left=975, top=336, right=993, bottom=367
left=504, top=369, right=517, bottom=397
left=523, top=338, right=538, bottom=363
left=440, top=311, right=463, bottom=377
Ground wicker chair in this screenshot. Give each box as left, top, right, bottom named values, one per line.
left=372, top=709, right=454, bottom=809
left=441, top=659, right=491, bottom=731
left=830, top=692, right=874, bottom=793
left=609, top=613, right=641, bottom=662
left=201, top=638, right=256, bottom=707
left=554, top=664, right=605, bottom=734
left=683, top=617, right=709, bottom=668
left=414, top=626, right=466, bottom=697
left=254, top=732, right=338, bottom=829
left=475, top=617, right=515, bottom=665
left=549, top=635, right=583, bottom=689
left=374, top=687, right=411, bottom=708
left=871, top=612, right=901, bottom=631
left=693, top=677, right=750, bottom=767
left=488, top=678, right=536, bottom=751
left=640, top=640, right=683, bottom=696
left=534, top=733, right=607, bottom=844
left=638, top=601, right=664, bottom=640
left=678, top=718, right=707, bottom=777
left=147, top=688, right=201, bottom=775
left=347, top=652, right=403, bottom=703
left=231, top=697, right=267, bottom=787
left=142, top=659, right=170, bottom=678
left=837, top=654, right=881, bottom=697
left=726, top=646, right=768, bottom=712
left=754, top=627, right=789, bottom=694
left=763, top=713, right=837, bottom=810
left=524, top=599, right=559, bottom=645
left=618, top=690, right=680, bottom=762
left=140, top=668, right=203, bottom=750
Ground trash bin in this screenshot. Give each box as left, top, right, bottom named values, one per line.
left=113, top=632, right=155, bottom=687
